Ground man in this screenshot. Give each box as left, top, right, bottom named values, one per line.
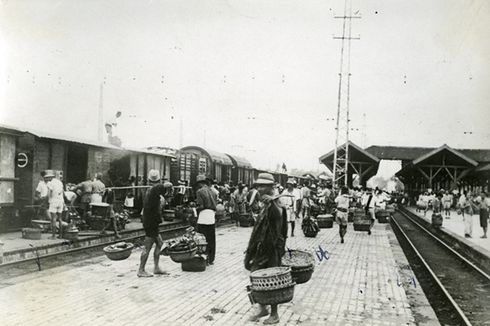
left=74, top=177, right=94, bottom=217
left=45, top=170, right=65, bottom=239
left=280, top=178, right=297, bottom=237
left=91, top=173, right=105, bottom=203
left=479, top=192, right=489, bottom=238
left=137, top=169, right=172, bottom=277
left=362, top=187, right=375, bottom=235
left=196, top=174, right=217, bottom=265
left=35, top=170, right=50, bottom=220
left=245, top=173, right=288, bottom=325
left=335, top=186, right=350, bottom=243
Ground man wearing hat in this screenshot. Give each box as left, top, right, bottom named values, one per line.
left=35, top=170, right=51, bottom=221
left=45, top=170, right=65, bottom=239
left=137, top=169, right=172, bottom=277
left=245, top=173, right=288, bottom=325
left=280, top=178, right=298, bottom=237
left=361, top=187, right=375, bottom=235
left=195, top=174, right=218, bottom=265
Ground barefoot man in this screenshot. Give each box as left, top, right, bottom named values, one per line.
left=137, top=169, right=172, bottom=277
left=244, top=173, right=288, bottom=325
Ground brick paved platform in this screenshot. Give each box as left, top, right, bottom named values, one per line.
left=0, top=222, right=439, bottom=326
left=406, top=206, right=490, bottom=253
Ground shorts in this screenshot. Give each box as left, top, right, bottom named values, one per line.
left=49, top=201, right=64, bottom=214
left=480, top=209, right=489, bottom=228
left=335, top=211, right=348, bottom=225
left=144, top=226, right=159, bottom=238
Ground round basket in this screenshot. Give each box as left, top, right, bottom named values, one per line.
left=291, top=265, right=314, bottom=284
left=304, top=230, right=318, bottom=238
left=250, top=267, right=293, bottom=291
left=181, top=255, right=207, bottom=272
left=317, top=214, right=334, bottom=229
left=168, top=247, right=197, bottom=262
left=281, top=250, right=315, bottom=284
left=251, top=283, right=295, bottom=305
left=103, top=242, right=134, bottom=261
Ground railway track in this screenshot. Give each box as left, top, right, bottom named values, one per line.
left=391, top=209, right=490, bottom=326
left=0, top=224, right=189, bottom=280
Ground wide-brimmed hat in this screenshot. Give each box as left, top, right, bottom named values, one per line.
left=44, top=170, right=55, bottom=178
left=254, top=173, right=275, bottom=185
left=148, top=169, right=161, bottom=183
left=196, top=174, right=207, bottom=184
left=163, top=181, right=174, bottom=188
left=286, top=178, right=295, bottom=185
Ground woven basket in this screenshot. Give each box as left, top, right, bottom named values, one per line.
left=22, top=228, right=42, bottom=240
left=181, top=255, right=206, bottom=272
left=251, top=283, right=295, bottom=305
left=250, top=267, right=292, bottom=291
left=169, top=247, right=197, bottom=262
left=353, top=220, right=372, bottom=231
left=103, top=243, right=134, bottom=261
left=291, top=265, right=314, bottom=284
left=317, top=214, right=334, bottom=228
left=162, top=210, right=175, bottom=222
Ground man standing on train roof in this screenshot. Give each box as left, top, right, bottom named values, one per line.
left=196, top=174, right=218, bottom=265
left=137, top=169, right=172, bottom=277
left=245, top=173, right=288, bottom=325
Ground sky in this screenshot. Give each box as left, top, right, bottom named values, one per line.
left=1, top=0, right=489, bottom=175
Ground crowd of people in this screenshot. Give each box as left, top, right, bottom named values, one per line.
left=415, top=188, right=490, bottom=239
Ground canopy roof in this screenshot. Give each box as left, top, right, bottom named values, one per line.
left=319, top=141, right=380, bottom=166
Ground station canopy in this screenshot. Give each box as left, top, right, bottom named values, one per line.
left=319, top=141, right=380, bottom=186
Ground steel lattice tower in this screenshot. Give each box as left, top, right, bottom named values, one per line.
left=332, top=0, right=360, bottom=187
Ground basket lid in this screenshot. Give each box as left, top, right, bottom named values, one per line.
left=250, top=267, right=290, bottom=278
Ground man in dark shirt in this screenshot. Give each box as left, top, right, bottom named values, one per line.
left=137, top=169, right=172, bottom=277
left=195, top=174, right=217, bottom=265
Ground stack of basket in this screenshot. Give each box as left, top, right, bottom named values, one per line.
left=247, top=267, right=295, bottom=305
left=375, top=209, right=390, bottom=223
left=281, top=250, right=315, bottom=284
left=316, top=214, right=334, bottom=228
left=352, top=208, right=372, bottom=231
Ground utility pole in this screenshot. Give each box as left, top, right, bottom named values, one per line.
left=332, top=0, right=360, bottom=187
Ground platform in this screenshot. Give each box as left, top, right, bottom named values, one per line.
left=405, top=207, right=490, bottom=255
left=0, top=221, right=439, bottom=326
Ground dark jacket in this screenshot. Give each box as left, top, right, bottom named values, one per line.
left=244, top=196, right=288, bottom=272
left=143, top=184, right=167, bottom=230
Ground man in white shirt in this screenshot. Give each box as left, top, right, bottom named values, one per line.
left=45, top=170, right=65, bottom=239
left=35, top=171, right=50, bottom=220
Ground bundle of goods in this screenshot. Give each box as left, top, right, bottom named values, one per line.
left=162, top=209, right=175, bottom=222
left=431, top=213, right=443, bottom=228
left=416, top=200, right=428, bottom=211
left=375, top=209, right=390, bottom=223
left=22, top=228, right=42, bottom=240
left=353, top=209, right=372, bottom=232
left=166, top=237, right=197, bottom=263
left=181, top=255, right=207, bottom=272
left=247, top=267, right=295, bottom=305
left=103, top=242, right=134, bottom=261
left=302, top=217, right=320, bottom=237
left=316, top=214, right=334, bottom=229
left=239, top=213, right=255, bottom=227
left=281, top=250, right=315, bottom=284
